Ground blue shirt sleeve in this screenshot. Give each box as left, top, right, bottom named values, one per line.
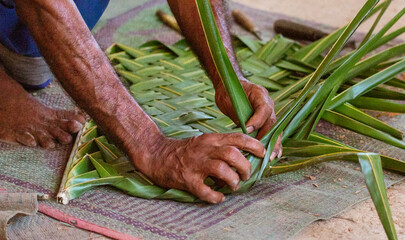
left=0, top=0, right=14, bottom=9
left=0, top=0, right=109, bottom=57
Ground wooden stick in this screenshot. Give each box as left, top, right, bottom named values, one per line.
left=274, top=19, right=328, bottom=41
left=232, top=9, right=262, bottom=40
left=156, top=10, right=181, bottom=33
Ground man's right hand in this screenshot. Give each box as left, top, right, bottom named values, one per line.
left=132, top=133, right=266, bottom=204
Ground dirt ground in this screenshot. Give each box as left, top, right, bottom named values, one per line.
left=234, top=0, right=405, bottom=41
left=296, top=181, right=405, bottom=239
left=233, top=0, right=405, bottom=239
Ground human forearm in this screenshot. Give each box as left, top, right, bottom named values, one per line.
left=13, top=0, right=164, bottom=167
left=168, top=0, right=244, bottom=89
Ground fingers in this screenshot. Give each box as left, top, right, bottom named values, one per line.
left=15, top=131, right=36, bottom=147
left=57, top=119, right=83, bottom=133
left=274, top=134, right=283, bottom=158
left=256, top=111, right=276, bottom=140
left=211, top=133, right=266, bottom=158
left=212, top=146, right=251, bottom=181
left=72, top=112, right=86, bottom=124
left=35, top=131, right=55, bottom=149
left=245, top=103, right=272, bottom=134
left=269, top=135, right=283, bottom=161
left=188, top=179, right=225, bottom=204
left=57, top=109, right=86, bottom=124
left=244, top=85, right=274, bottom=132
left=48, top=127, right=72, bottom=144
left=206, top=160, right=240, bottom=191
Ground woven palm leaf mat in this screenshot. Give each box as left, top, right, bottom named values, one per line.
left=1, top=1, right=405, bottom=240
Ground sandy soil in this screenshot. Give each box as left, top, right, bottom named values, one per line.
left=296, top=181, right=405, bottom=240
left=233, top=0, right=405, bottom=239
left=233, top=0, right=405, bottom=41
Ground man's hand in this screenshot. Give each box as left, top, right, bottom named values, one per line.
left=215, top=79, right=283, bottom=159
left=134, top=133, right=266, bottom=204
left=167, top=0, right=282, bottom=161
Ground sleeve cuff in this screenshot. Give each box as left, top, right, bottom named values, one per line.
left=0, top=0, right=15, bottom=9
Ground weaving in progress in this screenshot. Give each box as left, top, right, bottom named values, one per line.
left=1, top=0, right=405, bottom=239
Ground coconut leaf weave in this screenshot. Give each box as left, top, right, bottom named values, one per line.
left=57, top=34, right=405, bottom=204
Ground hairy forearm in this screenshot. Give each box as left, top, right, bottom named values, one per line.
left=13, top=0, right=163, bottom=167
left=168, top=0, right=245, bottom=90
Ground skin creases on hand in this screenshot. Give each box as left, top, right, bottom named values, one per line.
left=140, top=133, right=267, bottom=204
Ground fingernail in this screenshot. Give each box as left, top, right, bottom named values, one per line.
left=270, top=151, right=277, bottom=161
left=221, top=196, right=226, bottom=202
left=29, top=140, right=37, bottom=147
left=246, top=126, right=254, bottom=133
left=262, top=148, right=267, bottom=157
left=47, top=142, right=55, bottom=149
left=71, top=120, right=83, bottom=132
left=277, top=149, right=283, bottom=158
left=232, top=179, right=239, bottom=190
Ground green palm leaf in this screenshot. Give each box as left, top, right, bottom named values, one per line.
left=259, top=0, right=382, bottom=179
left=358, top=153, right=398, bottom=240
left=195, top=0, right=252, bottom=132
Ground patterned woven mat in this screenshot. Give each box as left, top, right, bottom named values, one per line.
left=0, top=1, right=404, bottom=240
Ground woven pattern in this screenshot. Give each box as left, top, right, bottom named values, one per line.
left=108, top=35, right=298, bottom=137
left=110, top=41, right=237, bottom=137
left=58, top=29, right=405, bottom=204
left=57, top=35, right=312, bottom=203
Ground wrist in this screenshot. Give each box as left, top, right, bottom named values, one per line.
left=126, top=127, right=168, bottom=173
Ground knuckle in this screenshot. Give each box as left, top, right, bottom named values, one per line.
left=251, top=140, right=263, bottom=152
left=236, top=134, right=250, bottom=147
left=260, top=101, right=273, bottom=112
left=197, top=134, right=208, bottom=141
left=256, top=85, right=268, bottom=95
left=193, top=186, right=212, bottom=200
left=222, top=133, right=242, bottom=143
left=212, top=161, right=228, bottom=173
left=269, top=115, right=277, bottom=125
left=200, top=133, right=218, bottom=143
left=269, top=99, right=275, bottom=108
left=271, top=110, right=277, bottom=118
left=223, top=146, right=240, bottom=159
left=243, top=134, right=256, bottom=145
left=186, top=179, right=201, bottom=192
left=233, top=132, right=247, bottom=141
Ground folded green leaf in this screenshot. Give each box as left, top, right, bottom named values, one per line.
left=358, top=153, right=398, bottom=240
left=195, top=0, right=252, bottom=132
